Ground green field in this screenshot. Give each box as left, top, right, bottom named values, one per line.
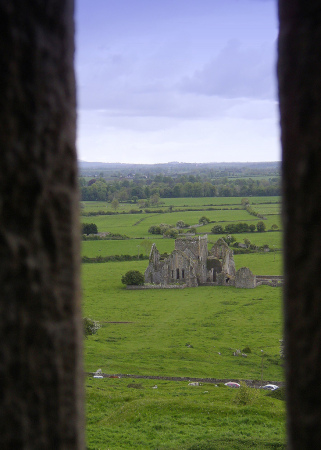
left=86, top=377, right=285, bottom=450
left=82, top=197, right=285, bottom=449
left=82, top=262, right=283, bottom=380
left=81, top=196, right=282, bottom=240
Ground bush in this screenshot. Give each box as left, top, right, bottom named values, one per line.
left=225, top=222, right=249, bottom=233
left=164, top=228, right=178, bottom=238
left=82, top=223, right=98, bottom=235
left=121, top=270, right=145, bottom=285
left=234, top=382, right=258, bottom=405
left=223, top=234, right=235, bottom=245
left=176, top=220, right=185, bottom=228
left=148, top=225, right=161, bottom=234
left=266, top=387, right=285, bottom=401
left=211, top=225, right=224, bottom=234
left=83, top=317, right=101, bottom=338
left=257, top=221, right=266, bottom=232
left=199, top=216, right=210, bottom=225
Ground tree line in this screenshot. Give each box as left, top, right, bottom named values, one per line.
left=79, top=175, right=280, bottom=202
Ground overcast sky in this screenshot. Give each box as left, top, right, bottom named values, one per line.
left=75, top=0, right=280, bottom=164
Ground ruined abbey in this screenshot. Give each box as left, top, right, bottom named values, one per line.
left=144, top=236, right=282, bottom=289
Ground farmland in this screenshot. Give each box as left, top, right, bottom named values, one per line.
left=81, top=196, right=285, bottom=449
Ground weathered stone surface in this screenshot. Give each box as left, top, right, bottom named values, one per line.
left=0, top=1, right=84, bottom=448
left=278, top=1, right=321, bottom=446
left=145, top=236, right=237, bottom=287
left=235, top=267, right=256, bottom=289
left=209, top=238, right=236, bottom=277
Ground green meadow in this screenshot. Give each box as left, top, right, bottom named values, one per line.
left=83, top=262, right=283, bottom=380
left=86, top=377, right=285, bottom=450
left=82, top=197, right=286, bottom=449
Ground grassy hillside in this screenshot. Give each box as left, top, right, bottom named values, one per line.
left=86, top=377, right=285, bottom=450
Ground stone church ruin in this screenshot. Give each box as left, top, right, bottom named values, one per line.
left=143, top=236, right=277, bottom=289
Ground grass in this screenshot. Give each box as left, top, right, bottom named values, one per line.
left=82, top=262, right=283, bottom=380
left=234, top=252, right=283, bottom=275
left=80, top=196, right=283, bottom=240
left=82, top=238, right=174, bottom=258
left=81, top=233, right=283, bottom=260
left=82, top=197, right=285, bottom=449
left=86, top=377, right=285, bottom=449
left=159, top=197, right=281, bottom=207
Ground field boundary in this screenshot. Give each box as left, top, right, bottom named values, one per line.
left=87, top=372, right=284, bottom=388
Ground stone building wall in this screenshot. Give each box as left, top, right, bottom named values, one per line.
left=235, top=267, right=256, bottom=289
left=175, top=235, right=208, bottom=262
left=144, top=236, right=237, bottom=287
left=209, top=238, right=236, bottom=277
left=161, top=250, right=198, bottom=287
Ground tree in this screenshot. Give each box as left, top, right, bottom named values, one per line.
left=257, top=221, right=266, bottom=232
left=164, top=228, right=178, bottom=238
left=121, top=270, right=144, bottom=286
left=211, top=225, right=224, bottom=234
left=159, top=223, right=171, bottom=234
left=176, top=220, right=185, bottom=228
left=224, top=234, right=236, bottom=245
left=148, top=225, right=161, bottom=235
left=150, top=193, right=160, bottom=206
left=199, top=216, right=210, bottom=225
left=244, top=238, right=251, bottom=248
left=83, top=317, right=100, bottom=338
left=271, top=224, right=279, bottom=230
left=111, top=198, right=119, bottom=211
left=141, top=239, right=153, bottom=255
left=249, top=224, right=256, bottom=232
left=82, top=223, right=98, bottom=235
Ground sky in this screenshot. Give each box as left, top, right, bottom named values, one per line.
left=75, top=0, right=280, bottom=164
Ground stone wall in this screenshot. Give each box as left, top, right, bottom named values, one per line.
left=175, top=235, right=208, bottom=262
left=162, top=250, right=198, bottom=287
left=126, top=284, right=187, bottom=290
left=235, top=267, right=256, bottom=289
left=209, top=238, right=236, bottom=277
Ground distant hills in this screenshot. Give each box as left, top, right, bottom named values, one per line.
left=78, top=161, right=281, bottom=177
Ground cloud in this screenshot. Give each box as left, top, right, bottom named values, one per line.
left=179, top=39, right=276, bottom=100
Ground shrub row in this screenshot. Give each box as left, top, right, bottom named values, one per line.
left=211, top=222, right=266, bottom=234
left=245, top=205, right=266, bottom=219
left=82, top=209, right=144, bottom=216
left=82, top=254, right=149, bottom=264
left=82, top=233, right=129, bottom=240
left=81, top=206, right=246, bottom=217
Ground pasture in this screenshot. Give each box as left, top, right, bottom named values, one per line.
left=82, top=262, right=283, bottom=380
left=81, top=196, right=282, bottom=241
left=86, top=377, right=285, bottom=450
left=82, top=197, right=285, bottom=449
